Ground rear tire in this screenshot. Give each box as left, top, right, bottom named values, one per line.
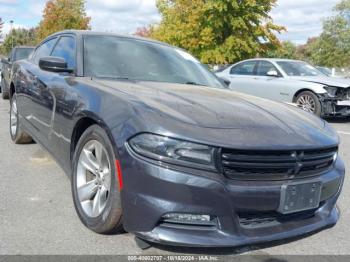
left=295, top=91, right=321, bottom=117
left=71, top=125, right=123, bottom=234
left=10, top=94, right=33, bottom=144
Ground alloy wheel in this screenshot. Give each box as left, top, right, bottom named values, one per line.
left=76, top=140, right=112, bottom=218
left=296, top=94, right=316, bottom=113
left=10, top=96, right=18, bottom=137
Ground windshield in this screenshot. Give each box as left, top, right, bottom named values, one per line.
left=14, top=48, right=34, bottom=61
left=277, top=61, right=323, bottom=77
left=316, top=67, right=332, bottom=76
left=83, top=35, right=224, bottom=88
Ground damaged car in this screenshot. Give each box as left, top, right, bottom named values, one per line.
left=216, top=59, right=350, bottom=117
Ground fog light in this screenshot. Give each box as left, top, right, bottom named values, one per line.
left=162, top=213, right=211, bottom=223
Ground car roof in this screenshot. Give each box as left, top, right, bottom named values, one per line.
left=241, top=58, right=305, bottom=63
left=47, top=30, right=173, bottom=48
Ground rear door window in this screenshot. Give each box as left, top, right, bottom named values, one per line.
left=230, top=61, right=257, bottom=75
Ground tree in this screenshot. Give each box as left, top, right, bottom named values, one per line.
left=266, top=41, right=300, bottom=59
left=37, top=0, right=90, bottom=42
left=297, top=37, right=319, bottom=63
left=306, top=0, right=350, bottom=67
left=0, top=28, right=37, bottom=55
left=150, top=0, right=284, bottom=64
left=134, top=26, right=152, bottom=38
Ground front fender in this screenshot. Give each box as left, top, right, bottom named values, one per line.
left=291, top=81, right=327, bottom=95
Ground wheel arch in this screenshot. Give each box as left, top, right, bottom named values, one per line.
left=292, top=88, right=319, bottom=103
left=70, top=113, right=120, bottom=165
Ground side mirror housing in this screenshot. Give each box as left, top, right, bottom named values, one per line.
left=266, top=70, right=279, bottom=77
left=39, top=57, right=73, bottom=73
left=219, top=77, right=231, bottom=87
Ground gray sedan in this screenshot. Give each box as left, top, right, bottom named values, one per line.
left=216, top=59, right=350, bottom=117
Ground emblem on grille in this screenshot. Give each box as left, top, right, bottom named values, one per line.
left=291, top=151, right=304, bottom=175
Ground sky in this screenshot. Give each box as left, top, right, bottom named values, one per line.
left=0, top=0, right=339, bottom=44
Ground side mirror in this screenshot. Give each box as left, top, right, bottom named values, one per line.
left=39, top=57, right=73, bottom=73
left=219, top=77, right=231, bottom=87
left=266, top=70, right=279, bottom=77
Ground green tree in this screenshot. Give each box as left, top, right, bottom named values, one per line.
left=306, top=0, right=350, bottom=67
left=37, top=0, right=90, bottom=42
left=150, top=0, right=284, bottom=64
left=0, top=28, right=37, bottom=55
left=298, top=37, right=319, bottom=63
left=266, top=41, right=301, bottom=59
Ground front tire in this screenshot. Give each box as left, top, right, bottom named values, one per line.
left=295, top=91, right=321, bottom=117
left=71, top=125, right=123, bottom=234
left=10, top=94, right=33, bottom=144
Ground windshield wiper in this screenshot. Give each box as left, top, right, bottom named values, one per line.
left=94, top=75, right=132, bottom=81
left=184, top=81, right=207, bottom=87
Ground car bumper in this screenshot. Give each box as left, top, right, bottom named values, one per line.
left=120, top=148, right=345, bottom=248
left=334, top=100, right=350, bottom=116
left=136, top=206, right=339, bottom=247
left=321, top=98, right=350, bottom=117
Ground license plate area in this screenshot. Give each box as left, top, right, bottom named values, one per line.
left=337, top=100, right=350, bottom=106
left=278, top=181, right=322, bottom=214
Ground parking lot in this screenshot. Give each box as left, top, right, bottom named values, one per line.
left=0, top=98, right=349, bottom=256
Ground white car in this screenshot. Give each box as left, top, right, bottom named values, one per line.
left=216, top=58, right=350, bottom=117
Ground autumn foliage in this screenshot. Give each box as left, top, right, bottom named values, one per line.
left=149, top=0, right=285, bottom=64
left=134, top=26, right=152, bottom=38
left=37, top=0, right=90, bottom=42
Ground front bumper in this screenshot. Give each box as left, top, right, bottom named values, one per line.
left=137, top=206, right=339, bottom=247
left=120, top=148, right=345, bottom=247
left=321, top=96, right=350, bottom=117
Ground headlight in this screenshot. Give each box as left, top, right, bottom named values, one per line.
left=323, top=86, right=338, bottom=97
left=128, top=133, right=217, bottom=170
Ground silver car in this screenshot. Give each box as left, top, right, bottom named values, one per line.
left=216, top=59, right=350, bottom=117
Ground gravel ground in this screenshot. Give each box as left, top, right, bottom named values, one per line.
left=0, top=98, right=349, bottom=256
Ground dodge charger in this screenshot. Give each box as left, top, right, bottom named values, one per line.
left=9, top=30, right=344, bottom=248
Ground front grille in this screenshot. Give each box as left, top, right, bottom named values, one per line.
left=238, top=209, right=317, bottom=229
left=221, top=147, right=337, bottom=180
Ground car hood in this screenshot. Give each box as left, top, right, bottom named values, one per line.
left=289, top=76, right=350, bottom=88
left=91, top=79, right=338, bottom=149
